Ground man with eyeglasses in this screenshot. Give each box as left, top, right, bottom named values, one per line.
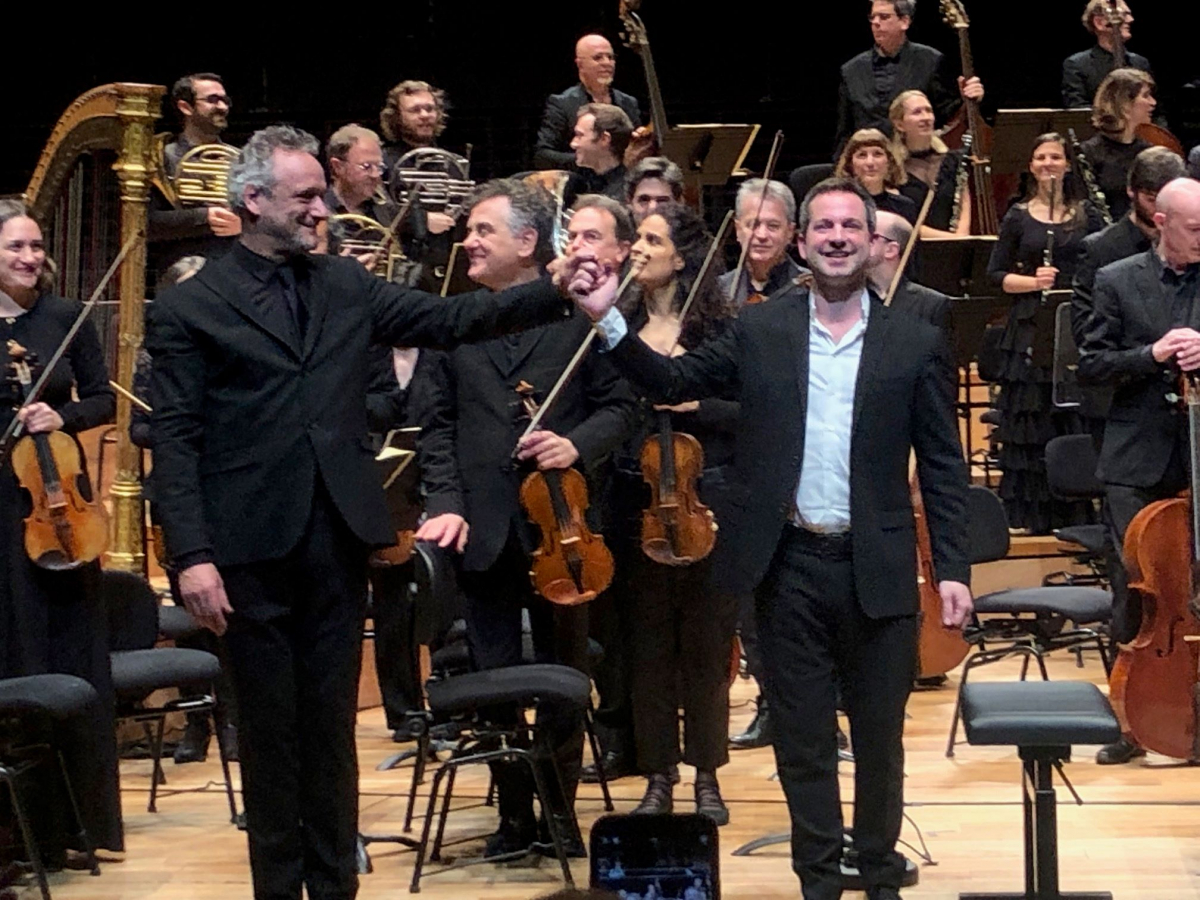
left=324, top=124, right=394, bottom=223
left=867, top=210, right=950, bottom=329
left=148, top=72, right=240, bottom=284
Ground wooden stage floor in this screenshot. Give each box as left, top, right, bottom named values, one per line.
left=35, top=649, right=1200, bottom=900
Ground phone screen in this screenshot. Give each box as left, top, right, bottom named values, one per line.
left=589, top=813, right=719, bottom=900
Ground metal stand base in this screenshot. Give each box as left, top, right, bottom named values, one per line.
left=960, top=893, right=1112, bottom=900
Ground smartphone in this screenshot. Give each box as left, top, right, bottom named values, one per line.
left=589, top=812, right=719, bottom=900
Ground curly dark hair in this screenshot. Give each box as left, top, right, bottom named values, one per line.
left=619, top=201, right=735, bottom=346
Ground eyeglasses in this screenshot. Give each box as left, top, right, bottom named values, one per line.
left=199, top=94, right=231, bottom=107
left=336, top=160, right=387, bottom=174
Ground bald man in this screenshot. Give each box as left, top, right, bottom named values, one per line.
left=868, top=210, right=950, bottom=329
left=534, top=33, right=642, bottom=170
left=1079, top=177, right=1200, bottom=764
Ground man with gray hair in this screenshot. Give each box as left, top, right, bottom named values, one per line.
left=718, top=179, right=806, bottom=312
left=147, top=127, right=605, bottom=900
left=324, top=123, right=393, bottom=221
left=625, top=156, right=684, bottom=223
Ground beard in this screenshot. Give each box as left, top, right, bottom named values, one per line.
left=258, top=212, right=317, bottom=256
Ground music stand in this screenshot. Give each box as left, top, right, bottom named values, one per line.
left=916, top=237, right=997, bottom=299
left=659, top=123, right=761, bottom=216
left=991, top=110, right=1097, bottom=176
left=1029, top=290, right=1075, bottom=369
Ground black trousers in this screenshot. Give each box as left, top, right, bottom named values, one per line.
left=459, top=530, right=587, bottom=829
left=220, top=488, right=368, bottom=900
left=628, top=553, right=736, bottom=774
left=368, top=563, right=422, bottom=730
left=587, top=580, right=636, bottom=760
left=756, top=528, right=916, bottom=900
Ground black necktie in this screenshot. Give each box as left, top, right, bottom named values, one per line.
left=277, top=265, right=307, bottom=342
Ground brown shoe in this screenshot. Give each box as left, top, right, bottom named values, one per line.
left=633, top=773, right=674, bottom=815
left=694, top=770, right=729, bottom=826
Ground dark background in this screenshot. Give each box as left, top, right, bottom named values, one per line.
left=4, top=2, right=1195, bottom=197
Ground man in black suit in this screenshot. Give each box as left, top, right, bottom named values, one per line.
left=569, top=177, right=972, bottom=900
left=834, top=0, right=984, bottom=156
left=719, top=178, right=808, bottom=313
left=1062, top=1, right=1155, bottom=110
left=869, top=210, right=951, bottom=329
left=411, top=185, right=636, bottom=856
left=147, top=126, right=598, bottom=900
left=1078, top=176, right=1200, bottom=764
left=535, top=34, right=642, bottom=171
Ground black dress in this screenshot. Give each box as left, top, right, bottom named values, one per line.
left=611, top=309, right=739, bottom=776
left=904, top=149, right=963, bottom=232
left=1080, top=133, right=1151, bottom=222
left=0, top=294, right=122, bottom=853
left=986, top=204, right=1104, bottom=533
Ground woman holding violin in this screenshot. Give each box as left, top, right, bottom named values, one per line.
left=1081, top=68, right=1157, bottom=220
left=835, top=129, right=921, bottom=225
left=0, top=200, right=122, bottom=856
left=889, top=90, right=971, bottom=237
left=986, top=135, right=1105, bottom=534
left=610, top=202, right=738, bottom=825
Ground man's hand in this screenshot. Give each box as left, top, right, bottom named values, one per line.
left=340, top=245, right=380, bottom=272
left=556, top=252, right=620, bottom=321
left=516, top=431, right=580, bottom=470
left=207, top=207, right=242, bottom=237
left=1153, top=328, right=1200, bottom=366
left=16, top=402, right=63, bottom=434
left=1034, top=266, right=1059, bottom=290
left=426, top=212, right=456, bottom=235
left=654, top=401, right=699, bottom=413
left=414, top=513, right=470, bottom=552
left=177, top=563, right=233, bottom=636
left=939, top=580, right=974, bottom=629
left=958, top=75, right=985, bottom=102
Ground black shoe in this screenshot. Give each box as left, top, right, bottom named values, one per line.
left=633, top=773, right=674, bottom=815
left=535, top=814, right=587, bottom=859
left=694, top=770, right=729, bottom=826
left=581, top=749, right=635, bottom=783
left=217, top=723, right=238, bottom=763
left=867, top=889, right=903, bottom=900
left=730, top=698, right=772, bottom=750
left=483, top=816, right=537, bottom=859
left=1096, top=736, right=1146, bottom=765
left=391, top=716, right=426, bottom=744
left=173, top=716, right=211, bottom=764
left=914, top=674, right=948, bottom=689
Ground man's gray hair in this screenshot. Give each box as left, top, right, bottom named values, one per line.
left=327, top=123, right=380, bottom=162
left=465, top=178, right=555, bottom=263
left=874, top=0, right=916, bottom=17
left=797, top=177, right=877, bottom=235
left=227, top=125, right=320, bottom=211
left=735, top=179, right=797, bottom=224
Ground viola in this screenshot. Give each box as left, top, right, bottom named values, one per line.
left=5, top=341, right=107, bottom=570
left=639, top=408, right=717, bottom=566
left=911, top=475, right=969, bottom=678
left=1108, top=375, right=1200, bottom=761
left=516, top=381, right=614, bottom=605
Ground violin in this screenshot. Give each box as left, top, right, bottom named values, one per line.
left=640, top=408, right=717, bottom=566
left=4, top=341, right=108, bottom=570
left=911, top=475, right=969, bottom=678
left=1108, top=375, right=1200, bottom=761
left=516, top=381, right=614, bottom=605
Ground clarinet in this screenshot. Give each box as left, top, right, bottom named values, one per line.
left=1069, top=128, right=1113, bottom=226
left=1041, top=175, right=1057, bottom=307
left=948, top=133, right=973, bottom=233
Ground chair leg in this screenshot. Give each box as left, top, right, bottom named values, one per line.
left=524, top=748, right=574, bottom=888
left=1034, top=650, right=1050, bottom=681
left=148, top=715, right=168, bottom=813
left=403, top=729, right=430, bottom=834
left=55, top=750, right=99, bottom=876
left=210, top=707, right=240, bottom=825
left=1, top=764, right=52, bottom=900
left=429, top=762, right=459, bottom=863
left=946, top=653, right=978, bottom=758
left=409, top=759, right=453, bottom=894
left=585, top=706, right=613, bottom=812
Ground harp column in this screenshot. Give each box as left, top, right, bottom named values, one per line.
left=106, top=83, right=163, bottom=572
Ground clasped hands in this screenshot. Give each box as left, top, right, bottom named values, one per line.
left=1153, top=328, right=1200, bottom=371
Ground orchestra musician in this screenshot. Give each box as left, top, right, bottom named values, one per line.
left=409, top=183, right=636, bottom=858
left=535, top=34, right=642, bottom=171
left=610, top=202, right=738, bottom=824
left=1077, top=176, right=1200, bottom=765
left=986, top=132, right=1105, bottom=534
left=570, top=104, right=634, bottom=203
left=148, top=72, right=240, bottom=282
left=868, top=211, right=951, bottom=329
left=324, top=124, right=394, bottom=221
left=1080, top=69, right=1158, bottom=221
left=625, top=156, right=684, bottom=224
left=0, top=200, right=123, bottom=860
left=718, top=179, right=807, bottom=311
left=834, top=0, right=984, bottom=156
left=145, top=127, right=604, bottom=900
left=1062, top=1, right=1155, bottom=112
left=569, top=178, right=972, bottom=900
left=835, top=129, right=921, bottom=225
left=379, top=80, right=449, bottom=171
left=888, top=90, right=971, bottom=237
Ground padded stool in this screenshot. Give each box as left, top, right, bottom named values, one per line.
left=959, top=681, right=1120, bottom=900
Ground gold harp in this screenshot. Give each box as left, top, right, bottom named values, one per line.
left=22, top=82, right=166, bottom=573
left=172, top=143, right=240, bottom=208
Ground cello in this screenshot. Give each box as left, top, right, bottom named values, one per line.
left=1103, top=0, right=1185, bottom=155
left=1108, top=375, right=1200, bottom=761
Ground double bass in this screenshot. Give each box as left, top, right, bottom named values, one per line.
left=1104, top=0, right=1185, bottom=155
left=1108, top=375, right=1200, bottom=761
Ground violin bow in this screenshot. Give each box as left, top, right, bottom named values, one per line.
left=727, top=131, right=785, bottom=303
left=0, top=231, right=142, bottom=463
left=883, top=187, right=936, bottom=305
left=669, top=210, right=736, bottom=355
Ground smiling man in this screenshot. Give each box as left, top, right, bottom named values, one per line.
left=718, top=178, right=806, bottom=309
left=569, top=177, right=971, bottom=900
left=147, top=129, right=609, bottom=900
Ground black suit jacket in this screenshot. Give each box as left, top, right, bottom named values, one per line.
left=889, top=279, right=951, bottom=330
left=1061, top=45, right=1153, bottom=109
left=1078, top=250, right=1186, bottom=487
left=605, top=288, right=969, bottom=614
left=411, top=311, right=635, bottom=572
left=146, top=244, right=570, bottom=568
left=534, top=83, right=642, bottom=171
left=834, top=41, right=958, bottom=155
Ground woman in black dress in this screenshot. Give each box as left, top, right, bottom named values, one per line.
left=835, top=128, right=921, bottom=224
left=1080, top=68, right=1158, bottom=221
left=612, top=203, right=739, bottom=825
left=0, top=200, right=122, bottom=856
left=889, top=90, right=971, bottom=237
left=986, top=135, right=1104, bottom=533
